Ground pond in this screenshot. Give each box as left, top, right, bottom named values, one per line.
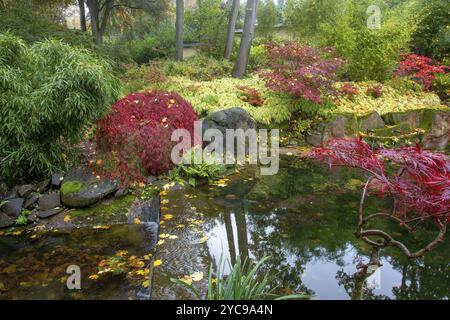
left=1, top=156, right=449, bottom=300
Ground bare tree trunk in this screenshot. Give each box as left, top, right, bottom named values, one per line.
left=86, top=0, right=113, bottom=46
left=175, top=0, right=184, bottom=61
left=78, top=0, right=87, bottom=32
left=224, top=0, right=240, bottom=59
left=232, top=0, right=257, bottom=77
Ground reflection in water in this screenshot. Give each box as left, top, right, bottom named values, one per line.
left=152, top=157, right=449, bottom=300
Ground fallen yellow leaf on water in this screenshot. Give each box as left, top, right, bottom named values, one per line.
left=161, top=199, right=169, bottom=204
left=142, top=280, right=150, bottom=288
left=159, top=190, right=168, bottom=196
left=159, top=220, right=165, bottom=225
left=93, top=225, right=110, bottom=230
left=143, top=254, right=152, bottom=260
left=115, top=250, right=128, bottom=257
left=134, top=218, right=141, bottom=225
left=179, top=276, right=193, bottom=285
left=163, top=182, right=175, bottom=190
left=163, top=214, right=174, bottom=220
left=153, top=259, right=162, bottom=267
left=30, top=235, right=37, bottom=239
left=157, top=239, right=165, bottom=245
left=190, top=271, right=203, bottom=282
left=176, top=224, right=185, bottom=228
left=159, top=233, right=170, bottom=238
left=168, top=235, right=178, bottom=240
left=63, top=215, right=71, bottom=222
left=198, top=236, right=209, bottom=243
left=136, top=269, right=146, bottom=276
left=88, top=274, right=99, bottom=280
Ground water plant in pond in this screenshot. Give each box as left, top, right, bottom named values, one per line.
left=306, top=138, right=449, bottom=259
left=169, top=149, right=226, bottom=187
left=171, top=255, right=309, bottom=300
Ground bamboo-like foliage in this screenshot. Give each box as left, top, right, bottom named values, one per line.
left=171, top=255, right=309, bottom=300
left=0, top=33, right=119, bottom=182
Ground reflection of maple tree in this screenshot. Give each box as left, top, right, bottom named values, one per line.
left=306, top=138, right=449, bottom=259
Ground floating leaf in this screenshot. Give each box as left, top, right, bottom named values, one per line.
left=190, top=271, right=203, bottom=282
left=153, top=259, right=162, bottom=267
left=142, top=280, right=150, bottom=288
left=163, top=214, right=174, bottom=220
left=63, top=215, right=71, bottom=222
left=133, top=218, right=142, bottom=225
left=88, top=274, right=99, bottom=280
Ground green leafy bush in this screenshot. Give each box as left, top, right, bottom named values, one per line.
left=0, top=33, right=119, bottom=182
left=169, top=149, right=226, bottom=187
left=163, top=54, right=233, bottom=81
left=286, top=0, right=415, bottom=81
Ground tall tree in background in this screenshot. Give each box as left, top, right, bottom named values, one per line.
left=256, top=0, right=277, bottom=40
left=78, top=0, right=87, bottom=32
left=232, top=0, right=256, bottom=77
left=175, top=0, right=184, bottom=61
left=224, top=0, right=240, bottom=59
left=85, top=0, right=168, bottom=45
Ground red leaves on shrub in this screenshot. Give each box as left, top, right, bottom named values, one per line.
left=366, top=83, right=383, bottom=98
left=237, top=85, right=264, bottom=107
left=305, top=138, right=450, bottom=224
left=260, top=42, right=345, bottom=104
left=341, top=83, right=359, bottom=98
left=96, top=91, right=199, bottom=182
left=394, top=54, right=449, bottom=91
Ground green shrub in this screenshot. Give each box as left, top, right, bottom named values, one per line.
left=286, top=0, right=415, bottom=81
left=0, top=1, right=92, bottom=48
left=185, top=0, right=228, bottom=58
left=163, top=54, right=233, bottom=81
left=248, top=44, right=269, bottom=72
left=169, top=149, right=226, bottom=187
left=0, top=33, right=119, bottom=182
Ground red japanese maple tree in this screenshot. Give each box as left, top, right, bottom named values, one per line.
left=305, top=138, right=449, bottom=258
left=96, top=91, right=198, bottom=183
left=260, top=42, right=345, bottom=104
left=394, top=54, right=449, bottom=91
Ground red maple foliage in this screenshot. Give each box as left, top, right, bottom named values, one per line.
left=96, top=92, right=198, bottom=182
left=305, top=138, right=449, bottom=258
left=237, top=85, right=264, bottom=107
left=394, top=54, right=449, bottom=91
left=366, top=83, right=383, bottom=98
left=260, top=42, right=345, bottom=104
left=341, top=83, right=359, bottom=99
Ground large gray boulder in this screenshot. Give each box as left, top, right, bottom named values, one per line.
left=60, top=166, right=119, bottom=208
left=201, top=107, right=257, bottom=148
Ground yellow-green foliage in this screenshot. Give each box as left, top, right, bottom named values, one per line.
left=335, top=81, right=445, bottom=116
left=145, top=75, right=310, bottom=124
left=143, top=75, right=446, bottom=124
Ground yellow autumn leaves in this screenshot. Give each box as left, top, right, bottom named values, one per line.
left=178, top=271, right=204, bottom=285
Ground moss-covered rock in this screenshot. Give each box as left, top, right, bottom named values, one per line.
left=60, top=166, right=119, bottom=208
left=357, top=111, right=385, bottom=133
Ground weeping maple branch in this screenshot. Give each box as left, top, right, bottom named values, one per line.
left=304, top=138, right=450, bottom=259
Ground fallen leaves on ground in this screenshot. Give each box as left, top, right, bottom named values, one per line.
left=153, top=259, right=162, bottom=267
